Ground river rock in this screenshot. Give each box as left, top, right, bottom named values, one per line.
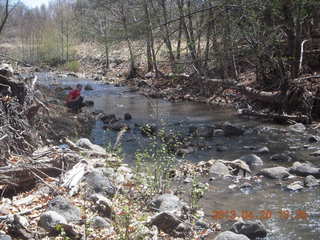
left=84, top=100, right=94, bottom=106
left=84, top=171, right=116, bottom=197
left=209, top=161, right=231, bottom=177
left=64, top=86, right=73, bottom=90
left=0, top=234, right=12, bottom=240
left=177, top=146, right=194, bottom=155
left=67, top=72, right=78, bottom=78
left=258, top=167, right=290, bottom=179
left=240, top=154, right=263, bottom=168
left=270, top=153, right=293, bottom=162
left=214, top=231, right=250, bottom=240
left=100, top=114, right=117, bottom=124
left=216, top=146, right=228, bottom=152
left=255, top=146, right=270, bottom=154
left=308, top=135, right=320, bottom=143
left=223, top=122, right=245, bottom=137
left=84, top=84, right=94, bottom=91
left=150, top=212, right=191, bottom=238
left=197, top=126, right=214, bottom=138
left=231, top=220, right=267, bottom=239
left=39, top=211, right=67, bottom=231
left=310, top=150, right=320, bottom=156
left=90, top=216, right=111, bottom=229
left=214, top=129, right=224, bottom=136
left=304, top=175, right=319, bottom=187
left=288, top=123, right=306, bottom=133
left=124, top=113, right=132, bottom=120
left=289, top=162, right=320, bottom=177
left=47, top=196, right=80, bottom=222
left=106, top=122, right=129, bottom=131
left=285, top=181, right=304, bottom=191
left=150, top=194, right=185, bottom=212
left=0, top=63, right=14, bottom=77
left=89, top=193, right=113, bottom=218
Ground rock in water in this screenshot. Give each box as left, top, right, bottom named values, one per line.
left=289, top=162, right=320, bottom=178
left=231, top=220, right=267, bottom=239
left=124, top=113, right=132, bottom=120
left=258, top=167, right=290, bottom=179
left=286, top=181, right=304, bottom=191
left=288, top=123, right=306, bottom=133
left=84, top=84, right=94, bottom=90
left=214, top=231, right=250, bottom=240
left=209, top=161, right=231, bottom=177
left=304, top=175, right=319, bottom=187
left=240, top=154, right=264, bottom=168
left=223, top=122, right=244, bottom=137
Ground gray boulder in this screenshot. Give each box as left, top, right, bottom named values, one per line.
left=124, top=113, right=132, bottom=120
left=214, top=231, right=250, bottom=240
left=209, top=161, right=231, bottom=177
left=240, top=154, right=263, bottom=168
left=289, top=162, right=320, bottom=178
left=197, top=126, right=214, bottom=138
left=258, top=167, right=290, bottom=179
left=231, top=220, right=267, bottom=239
left=90, top=216, right=111, bottom=229
left=84, top=84, right=94, bottom=91
left=223, top=122, right=244, bottom=137
left=39, top=211, right=67, bottom=231
left=270, top=153, right=293, bottom=162
left=76, top=138, right=106, bottom=154
left=214, top=129, right=224, bottom=136
left=304, top=175, right=319, bottom=187
left=150, top=212, right=191, bottom=238
left=100, top=114, right=117, bottom=124
left=255, top=147, right=270, bottom=154
left=150, top=194, right=184, bottom=212
left=47, top=196, right=80, bottom=222
left=84, top=171, right=116, bottom=197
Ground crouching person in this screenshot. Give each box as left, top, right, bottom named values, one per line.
left=66, top=84, right=84, bottom=113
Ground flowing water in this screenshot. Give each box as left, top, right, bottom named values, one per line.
left=39, top=73, right=320, bottom=240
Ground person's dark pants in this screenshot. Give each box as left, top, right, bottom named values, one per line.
left=66, top=96, right=84, bottom=112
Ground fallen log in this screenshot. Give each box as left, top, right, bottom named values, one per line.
left=238, top=109, right=310, bottom=124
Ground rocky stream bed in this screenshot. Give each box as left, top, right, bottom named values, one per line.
left=0, top=67, right=320, bottom=240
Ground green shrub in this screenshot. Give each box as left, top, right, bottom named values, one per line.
left=61, top=60, right=80, bottom=72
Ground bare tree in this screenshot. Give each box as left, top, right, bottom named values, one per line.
left=0, top=0, right=18, bottom=35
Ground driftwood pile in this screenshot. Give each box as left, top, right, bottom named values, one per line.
left=0, top=63, right=42, bottom=164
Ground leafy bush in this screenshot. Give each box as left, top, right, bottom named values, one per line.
left=61, top=60, right=80, bottom=72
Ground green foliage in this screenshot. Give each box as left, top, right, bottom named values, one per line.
left=54, top=225, right=71, bottom=240
left=190, top=178, right=209, bottom=210
left=135, top=128, right=178, bottom=196
left=61, top=60, right=80, bottom=72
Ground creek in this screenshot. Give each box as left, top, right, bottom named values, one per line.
left=39, top=73, right=320, bottom=240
